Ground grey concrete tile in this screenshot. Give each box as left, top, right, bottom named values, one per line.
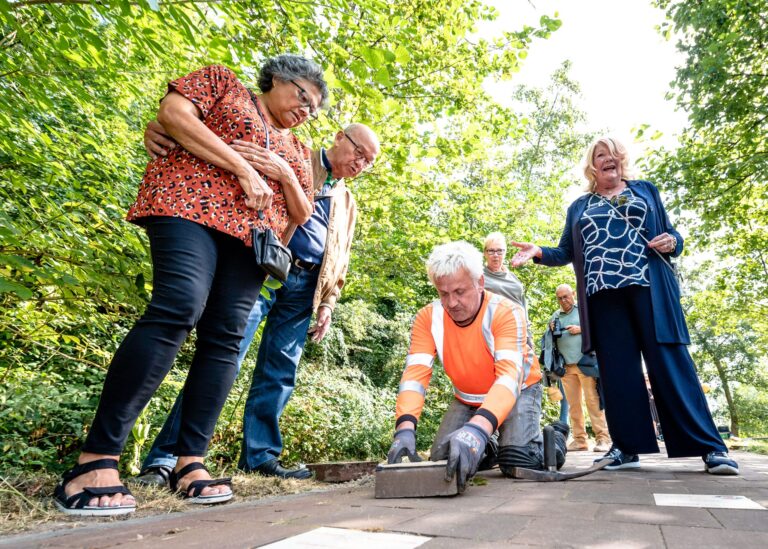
left=708, top=509, right=768, bottom=532
left=565, top=484, right=657, bottom=505
left=488, top=499, right=601, bottom=519
left=516, top=516, right=664, bottom=547
left=596, top=503, right=721, bottom=527
left=367, top=495, right=511, bottom=513
left=420, top=539, right=525, bottom=549
left=391, top=510, right=532, bottom=541
left=662, top=524, right=768, bottom=548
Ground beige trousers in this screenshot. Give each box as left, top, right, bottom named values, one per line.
left=561, top=364, right=611, bottom=444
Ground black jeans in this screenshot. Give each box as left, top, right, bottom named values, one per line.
left=83, top=217, right=265, bottom=456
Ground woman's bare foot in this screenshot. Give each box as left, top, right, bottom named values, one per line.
left=174, top=457, right=232, bottom=498
left=63, top=453, right=136, bottom=509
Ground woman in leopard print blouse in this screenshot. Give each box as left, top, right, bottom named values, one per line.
left=54, top=55, right=328, bottom=516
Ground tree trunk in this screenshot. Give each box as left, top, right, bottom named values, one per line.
left=713, top=357, right=739, bottom=437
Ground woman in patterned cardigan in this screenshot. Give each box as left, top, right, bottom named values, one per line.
left=509, top=137, right=737, bottom=477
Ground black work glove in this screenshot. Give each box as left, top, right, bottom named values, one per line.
left=387, top=428, right=421, bottom=464
left=445, top=422, right=489, bottom=493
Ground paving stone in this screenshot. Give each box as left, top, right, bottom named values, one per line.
left=708, top=509, right=768, bottom=532
left=4, top=450, right=768, bottom=549
left=515, top=516, right=664, bottom=547
left=420, top=538, right=528, bottom=548
left=375, top=461, right=458, bottom=498
left=369, top=494, right=512, bottom=513
left=322, top=504, right=432, bottom=531
left=662, top=525, right=768, bottom=548
left=488, top=499, right=600, bottom=519
left=392, top=510, right=532, bottom=541
left=565, top=484, right=657, bottom=505
left=260, top=527, right=432, bottom=549
left=307, top=461, right=379, bottom=483
left=596, top=503, right=722, bottom=527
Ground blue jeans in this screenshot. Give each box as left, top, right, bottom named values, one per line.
left=429, top=384, right=544, bottom=461
left=141, top=265, right=318, bottom=471
left=558, top=379, right=570, bottom=423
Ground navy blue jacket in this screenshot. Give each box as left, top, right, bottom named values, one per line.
left=536, top=180, right=690, bottom=353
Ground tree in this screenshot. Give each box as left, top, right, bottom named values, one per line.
left=347, top=62, right=592, bottom=316
left=682, top=260, right=768, bottom=436
left=643, top=0, right=768, bottom=436
left=647, top=0, right=768, bottom=302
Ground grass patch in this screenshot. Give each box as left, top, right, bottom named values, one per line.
left=0, top=469, right=337, bottom=536
left=729, top=438, right=768, bottom=456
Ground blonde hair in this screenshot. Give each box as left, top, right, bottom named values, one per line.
left=426, top=241, right=484, bottom=286
left=582, top=137, right=632, bottom=192
left=483, top=231, right=507, bottom=251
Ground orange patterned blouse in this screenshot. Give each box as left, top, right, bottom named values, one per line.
left=126, top=65, right=314, bottom=246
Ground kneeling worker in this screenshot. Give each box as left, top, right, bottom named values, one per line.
left=387, top=241, right=568, bottom=491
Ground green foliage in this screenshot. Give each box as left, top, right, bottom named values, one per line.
left=731, top=386, right=768, bottom=437
left=681, top=258, right=768, bottom=436
left=643, top=0, right=768, bottom=436
left=280, top=365, right=395, bottom=463
left=201, top=300, right=452, bottom=465
left=647, top=0, right=767, bottom=297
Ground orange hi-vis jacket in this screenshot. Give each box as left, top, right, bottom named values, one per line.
left=396, top=291, right=541, bottom=428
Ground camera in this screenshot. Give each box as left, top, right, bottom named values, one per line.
left=552, top=318, right=563, bottom=338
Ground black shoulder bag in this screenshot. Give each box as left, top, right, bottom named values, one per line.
left=250, top=94, right=292, bottom=282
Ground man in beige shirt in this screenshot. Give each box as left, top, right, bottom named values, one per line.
left=551, top=284, right=611, bottom=453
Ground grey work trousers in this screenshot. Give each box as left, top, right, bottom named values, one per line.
left=430, top=383, right=546, bottom=469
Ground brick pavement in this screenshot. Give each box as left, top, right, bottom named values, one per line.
left=3, top=450, right=766, bottom=548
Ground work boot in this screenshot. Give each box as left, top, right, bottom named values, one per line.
left=478, top=431, right=499, bottom=471
left=252, top=458, right=312, bottom=480
left=550, top=421, right=569, bottom=469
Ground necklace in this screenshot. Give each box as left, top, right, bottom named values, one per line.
left=595, top=181, right=626, bottom=200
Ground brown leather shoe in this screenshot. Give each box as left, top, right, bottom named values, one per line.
left=252, top=458, right=312, bottom=480
left=567, top=441, right=589, bottom=451
left=593, top=440, right=612, bottom=453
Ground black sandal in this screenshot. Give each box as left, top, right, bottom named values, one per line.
left=170, top=462, right=233, bottom=505
left=53, top=458, right=136, bottom=516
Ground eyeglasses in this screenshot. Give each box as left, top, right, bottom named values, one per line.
left=289, top=80, right=319, bottom=120
left=343, top=132, right=375, bottom=170
left=556, top=295, right=572, bottom=301
left=485, top=249, right=506, bottom=255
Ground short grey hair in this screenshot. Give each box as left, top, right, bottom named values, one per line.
left=258, top=54, right=329, bottom=108
left=483, top=231, right=507, bottom=251
left=556, top=284, right=574, bottom=294
left=426, top=241, right=484, bottom=286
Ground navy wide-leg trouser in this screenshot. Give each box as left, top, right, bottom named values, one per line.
left=83, top=217, right=265, bottom=457
left=587, top=285, right=726, bottom=458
